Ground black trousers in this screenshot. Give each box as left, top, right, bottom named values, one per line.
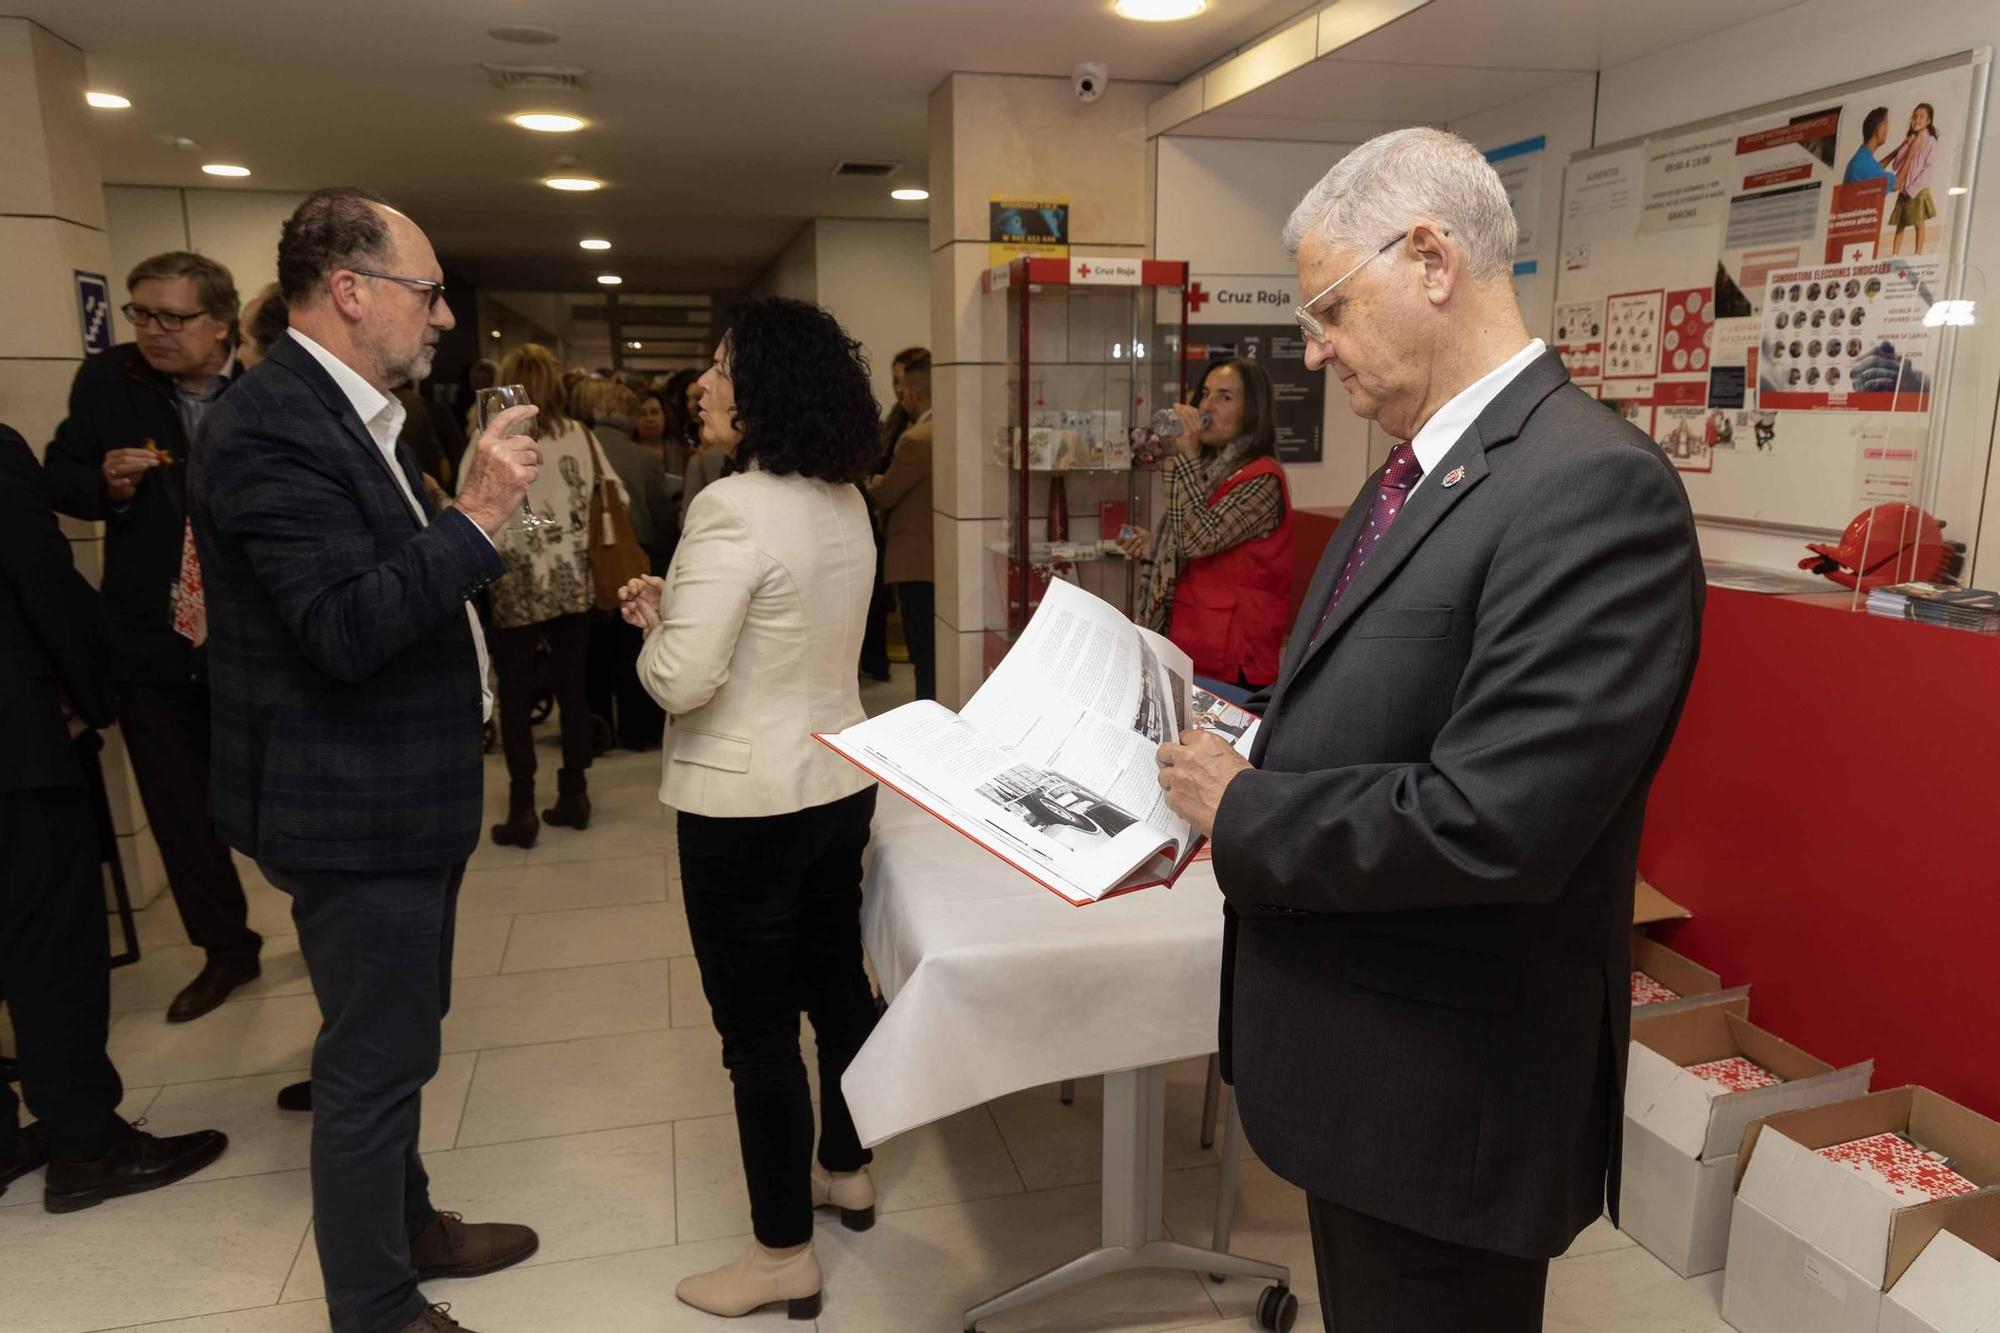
left=118, top=680, right=260, bottom=960
left=678, top=786, right=880, bottom=1248
left=585, top=616, right=664, bottom=750
left=860, top=512, right=892, bottom=679
left=894, top=580, right=936, bottom=702
left=1309, top=1194, right=1548, bottom=1333
left=0, top=787, right=124, bottom=1163
left=262, top=860, right=462, bottom=1333
left=491, top=611, right=594, bottom=792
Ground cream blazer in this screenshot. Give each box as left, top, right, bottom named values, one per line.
left=639, top=467, right=877, bottom=818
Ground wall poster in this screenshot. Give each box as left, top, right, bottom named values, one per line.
left=1552, top=54, right=1980, bottom=534
left=990, top=195, right=1069, bottom=264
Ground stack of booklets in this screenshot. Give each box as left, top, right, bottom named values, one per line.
left=1685, top=1055, right=1784, bottom=1094
left=1632, top=971, right=1682, bottom=1006
left=1865, top=582, right=2000, bottom=632
left=1816, top=1130, right=1980, bottom=1202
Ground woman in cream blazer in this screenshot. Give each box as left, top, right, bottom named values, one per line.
left=619, top=298, right=882, bottom=1323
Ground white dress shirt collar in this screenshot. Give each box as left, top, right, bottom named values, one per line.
left=1406, top=339, right=1546, bottom=493
left=287, top=328, right=406, bottom=450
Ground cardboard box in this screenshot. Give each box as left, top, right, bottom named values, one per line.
left=1634, top=876, right=1692, bottom=926
left=1620, top=997, right=1872, bottom=1276
left=1880, top=1193, right=2000, bottom=1333
left=1630, top=930, right=1749, bottom=1016
left=1721, top=1087, right=2000, bottom=1333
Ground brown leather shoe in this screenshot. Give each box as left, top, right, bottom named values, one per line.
left=166, top=955, right=262, bottom=1023
left=409, top=1210, right=539, bottom=1281
left=397, top=1303, right=472, bottom=1332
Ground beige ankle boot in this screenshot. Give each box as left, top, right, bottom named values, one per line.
left=810, top=1160, right=876, bottom=1231
left=675, top=1240, right=822, bottom=1320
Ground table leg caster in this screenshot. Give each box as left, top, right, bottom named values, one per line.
left=1256, top=1284, right=1298, bottom=1332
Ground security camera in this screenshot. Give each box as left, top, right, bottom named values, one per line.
left=1073, top=62, right=1109, bottom=103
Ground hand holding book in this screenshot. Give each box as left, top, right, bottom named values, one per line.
left=1155, top=730, right=1251, bottom=839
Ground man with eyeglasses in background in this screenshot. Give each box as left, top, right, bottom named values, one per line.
left=43, top=251, right=265, bottom=1025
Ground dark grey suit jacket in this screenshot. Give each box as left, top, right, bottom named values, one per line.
left=1211, top=349, right=1704, bottom=1259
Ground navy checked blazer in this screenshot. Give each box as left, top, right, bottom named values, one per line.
left=188, top=333, right=504, bottom=871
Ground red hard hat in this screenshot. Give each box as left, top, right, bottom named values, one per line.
left=1800, top=503, right=1948, bottom=590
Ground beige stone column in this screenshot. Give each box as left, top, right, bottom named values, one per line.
left=926, top=73, right=1160, bottom=707
left=0, top=17, right=167, bottom=910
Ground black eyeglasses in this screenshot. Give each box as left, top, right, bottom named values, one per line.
left=122, top=303, right=209, bottom=332
left=350, top=269, right=448, bottom=310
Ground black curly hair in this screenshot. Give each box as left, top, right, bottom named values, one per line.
left=719, top=297, right=880, bottom=484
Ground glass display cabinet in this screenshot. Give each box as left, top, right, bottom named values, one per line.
left=979, top=256, right=1191, bottom=671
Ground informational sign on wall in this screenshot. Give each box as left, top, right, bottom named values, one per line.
left=1484, top=136, right=1546, bottom=258
left=990, top=195, right=1069, bottom=264
left=75, top=271, right=112, bottom=356
left=1187, top=274, right=1326, bottom=464
left=1552, top=54, right=1979, bottom=531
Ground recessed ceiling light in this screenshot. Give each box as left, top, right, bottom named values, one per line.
left=86, top=91, right=131, bottom=109
left=627, top=341, right=643, bottom=350
left=891, top=188, right=930, bottom=201
left=1115, top=0, right=1207, bottom=18
left=513, top=112, right=585, bottom=133
left=597, top=274, right=623, bottom=286
left=1948, top=186, right=1969, bottom=196
left=544, top=176, right=602, bottom=191
left=202, top=164, right=251, bottom=177
left=491, top=330, right=503, bottom=339
left=489, top=24, right=561, bottom=45
left=579, top=238, right=612, bottom=251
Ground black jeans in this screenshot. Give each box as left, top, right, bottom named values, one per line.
left=0, top=787, right=124, bottom=1163
left=860, top=506, right=892, bottom=679
left=491, top=611, right=594, bottom=792
left=678, top=786, right=880, bottom=1248
left=894, top=580, right=936, bottom=702
left=262, top=860, right=462, bottom=1333
left=119, top=680, right=260, bottom=961
left=1309, top=1194, right=1548, bottom=1332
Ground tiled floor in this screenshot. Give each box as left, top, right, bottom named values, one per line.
left=3, top=663, right=1733, bottom=1332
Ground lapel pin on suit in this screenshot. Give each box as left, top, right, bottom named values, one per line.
left=1441, top=465, right=1467, bottom=489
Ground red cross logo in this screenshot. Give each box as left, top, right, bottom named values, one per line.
left=1076, top=262, right=1093, bottom=279
left=1188, top=282, right=1211, bottom=313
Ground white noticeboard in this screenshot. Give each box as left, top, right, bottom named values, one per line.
left=1552, top=52, right=1989, bottom=540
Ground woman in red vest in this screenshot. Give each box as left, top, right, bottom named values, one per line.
left=1119, top=357, right=1294, bottom=690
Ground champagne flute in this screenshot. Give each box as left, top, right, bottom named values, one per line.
left=477, top=384, right=553, bottom=533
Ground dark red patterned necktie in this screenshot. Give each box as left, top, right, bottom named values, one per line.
left=1314, top=439, right=1422, bottom=638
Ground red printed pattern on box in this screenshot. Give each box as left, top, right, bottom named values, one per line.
left=1685, top=1056, right=1784, bottom=1093
left=1816, top=1132, right=1979, bottom=1202
left=1631, top=971, right=1681, bottom=1005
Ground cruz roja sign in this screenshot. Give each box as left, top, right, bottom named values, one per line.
left=1187, top=275, right=1325, bottom=464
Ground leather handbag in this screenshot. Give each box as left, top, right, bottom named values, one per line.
left=584, top=429, right=651, bottom=612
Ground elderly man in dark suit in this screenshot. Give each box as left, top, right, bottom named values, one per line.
left=1156, top=128, right=1704, bottom=1331
left=42, top=251, right=264, bottom=1024
left=0, top=426, right=228, bottom=1211
left=190, top=188, right=542, bottom=1333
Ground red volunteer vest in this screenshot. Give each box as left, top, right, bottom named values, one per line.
left=1168, top=455, right=1293, bottom=688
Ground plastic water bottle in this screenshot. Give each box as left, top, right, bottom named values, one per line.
left=1151, top=408, right=1213, bottom=439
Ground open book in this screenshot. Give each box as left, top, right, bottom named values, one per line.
left=817, top=579, right=1259, bottom=906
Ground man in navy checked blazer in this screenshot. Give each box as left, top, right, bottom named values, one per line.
left=190, top=189, right=542, bottom=1333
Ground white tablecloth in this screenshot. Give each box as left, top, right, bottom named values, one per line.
left=843, top=793, right=1227, bottom=1148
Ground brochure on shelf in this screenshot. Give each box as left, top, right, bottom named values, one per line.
left=1722, top=1087, right=2000, bottom=1333
left=1620, top=997, right=1873, bottom=1276
left=818, top=579, right=1206, bottom=906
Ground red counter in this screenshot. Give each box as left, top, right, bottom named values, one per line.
left=1641, top=589, right=2000, bottom=1116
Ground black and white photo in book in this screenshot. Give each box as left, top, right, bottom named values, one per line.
left=816, top=579, right=1206, bottom=904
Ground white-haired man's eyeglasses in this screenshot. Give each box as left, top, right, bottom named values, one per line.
left=1292, top=230, right=1412, bottom=344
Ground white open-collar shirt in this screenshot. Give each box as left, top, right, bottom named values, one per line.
left=289, top=329, right=494, bottom=720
